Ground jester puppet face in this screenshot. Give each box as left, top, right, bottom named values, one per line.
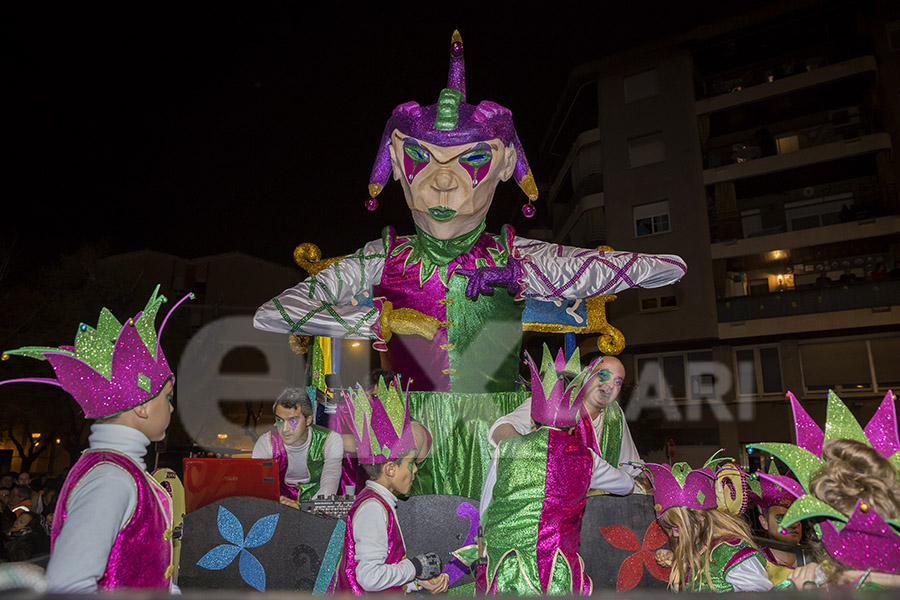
left=389, top=131, right=517, bottom=239
left=365, top=31, right=538, bottom=239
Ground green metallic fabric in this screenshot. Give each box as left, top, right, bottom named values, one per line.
left=599, top=402, right=624, bottom=467
left=415, top=221, right=485, bottom=266
left=446, top=268, right=525, bottom=394
left=296, top=425, right=331, bottom=502
left=687, top=540, right=761, bottom=592
left=484, top=431, right=550, bottom=594
left=407, top=390, right=527, bottom=498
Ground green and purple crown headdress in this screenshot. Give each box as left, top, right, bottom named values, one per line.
left=632, top=451, right=749, bottom=518
left=0, top=285, right=192, bottom=419
left=747, top=461, right=796, bottom=514
left=365, top=30, right=538, bottom=214
left=747, top=390, right=900, bottom=574
left=526, top=345, right=600, bottom=427
left=342, top=375, right=415, bottom=464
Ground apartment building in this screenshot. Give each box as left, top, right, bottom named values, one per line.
left=539, top=0, right=900, bottom=465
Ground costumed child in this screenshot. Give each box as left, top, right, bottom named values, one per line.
left=637, top=456, right=773, bottom=592
left=748, top=390, right=900, bottom=589
left=0, top=285, right=191, bottom=592
left=746, top=461, right=802, bottom=584
left=478, top=346, right=634, bottom=595
left=334, top=375, right=447, bottom=595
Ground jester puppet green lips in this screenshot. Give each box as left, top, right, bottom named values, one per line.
left=427, top=206, right=458, bottom=222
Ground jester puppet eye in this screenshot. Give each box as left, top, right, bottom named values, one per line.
left=458, top=143, right=492, bottom=187
left=402, top=139, right=431, bottom=184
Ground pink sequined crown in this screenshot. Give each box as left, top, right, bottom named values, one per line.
left=634, top=451, right=742, bottom=518
left=1, top=285, right=192, bottom=419
left=749, top=390, right=900, bottom=574
left=342, top=375, right=415, bottom=464
left=747, top=463, right=795, bottom=514
left=526, top=344, right=599, bottom=428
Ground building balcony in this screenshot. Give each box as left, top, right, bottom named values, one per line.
left=703, top=131, right=891, bottom=186
left=696, top=55, right=877, bottom=115
left=708, top=181, right=899, bottom=249
left=719, top=279, right=900, bottom=322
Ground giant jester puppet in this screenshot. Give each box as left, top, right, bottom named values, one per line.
left=254, top=32, right=687, bottom=499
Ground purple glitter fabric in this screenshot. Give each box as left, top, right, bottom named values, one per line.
left=336, top=488, right=408, bottom=594
left=864, top=391, right=899, bottom=458
left=269, top=429, right=298, bottom=501
left=53, top=451, right=172, bottom=590
left=819, top=498, right=900, bottom=574
left=638, top=463, right=718, bottom=518
left=535, top=429, right=593, bottom=594
left=787, top=392, right=825, bottom=457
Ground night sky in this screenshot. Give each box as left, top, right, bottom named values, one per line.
left=6, top=10, right=772, bottom=279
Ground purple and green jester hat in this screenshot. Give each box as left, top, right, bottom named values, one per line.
left=0, top=285, right=193, bottom=419
left=342, top=374, right=416, bottom=464
left=525, top=344, right=603, bottom=428
left=747, top=460, right=796, bottom=516
left=747, top=390, right=900, bottom=574
left=632, top=450, right=750, bottom=519
left=364, top=30, right=539, bottom=217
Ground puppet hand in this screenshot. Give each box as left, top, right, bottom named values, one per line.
left=457, top=258, right=522, bottom=300
left=374, top=299, right=442, bottom=347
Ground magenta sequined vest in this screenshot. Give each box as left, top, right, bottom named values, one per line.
left=335, top=487, right=407, bottom=594
left=373, top=225, right=524, bottom=393
left=52, top=450, right=173, bottom=591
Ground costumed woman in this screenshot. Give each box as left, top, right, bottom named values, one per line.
left=748, top=390, right=900, bottom=589
left=0, top=285, right=191, bottom=593
left=253, top=31, right=687, bottom=500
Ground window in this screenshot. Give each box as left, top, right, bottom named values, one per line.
left=800, top=335, right=898, bottom=394
left=624, top=69, right=659, bottom=103
left=635, top=351, right=717, bottom=402
left=628, top=132, right=665, bottom=168
left=634, top=200, right=670, bottom=237
left=734, top=345, right=783, bottom=397
left=638, top=288, right=678, bottom=312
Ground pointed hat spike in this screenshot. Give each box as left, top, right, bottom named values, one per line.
left=447, top=30, right=465, bottom=100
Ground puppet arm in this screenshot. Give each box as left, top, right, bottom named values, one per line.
left=253, top=240, right=385, bottom=339
left=513, top=237, right=687, bottom=300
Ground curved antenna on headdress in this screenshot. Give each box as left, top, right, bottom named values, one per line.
left=0, top=377, right=63, bottom=389
left=156, top=292, right=195, bottom=356
left=447, top=30, right=465, bottom=100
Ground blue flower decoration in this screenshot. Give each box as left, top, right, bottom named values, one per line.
left=197, top=505, right=280, bottom=592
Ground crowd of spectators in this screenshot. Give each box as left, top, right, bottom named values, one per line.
left=0, top=471, right=55, bottom=563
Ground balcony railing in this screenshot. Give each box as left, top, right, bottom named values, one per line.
left=717, top=279, right=900, bottom=322
left=709, top=182, right=897, bottom=244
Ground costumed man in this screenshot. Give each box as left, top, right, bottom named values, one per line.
left=0, top=286, right=191, bottom=592
left=746, top=462, right=801, bottom=584
left=252, top=386, right=343, bottom=504
left=253, top=31, right=687, bottom=498
left=479, top=345, right=634, bottom=595
left=334, top=375, right=447, bottom=594
left=489, top=354, right=640, bottom=479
